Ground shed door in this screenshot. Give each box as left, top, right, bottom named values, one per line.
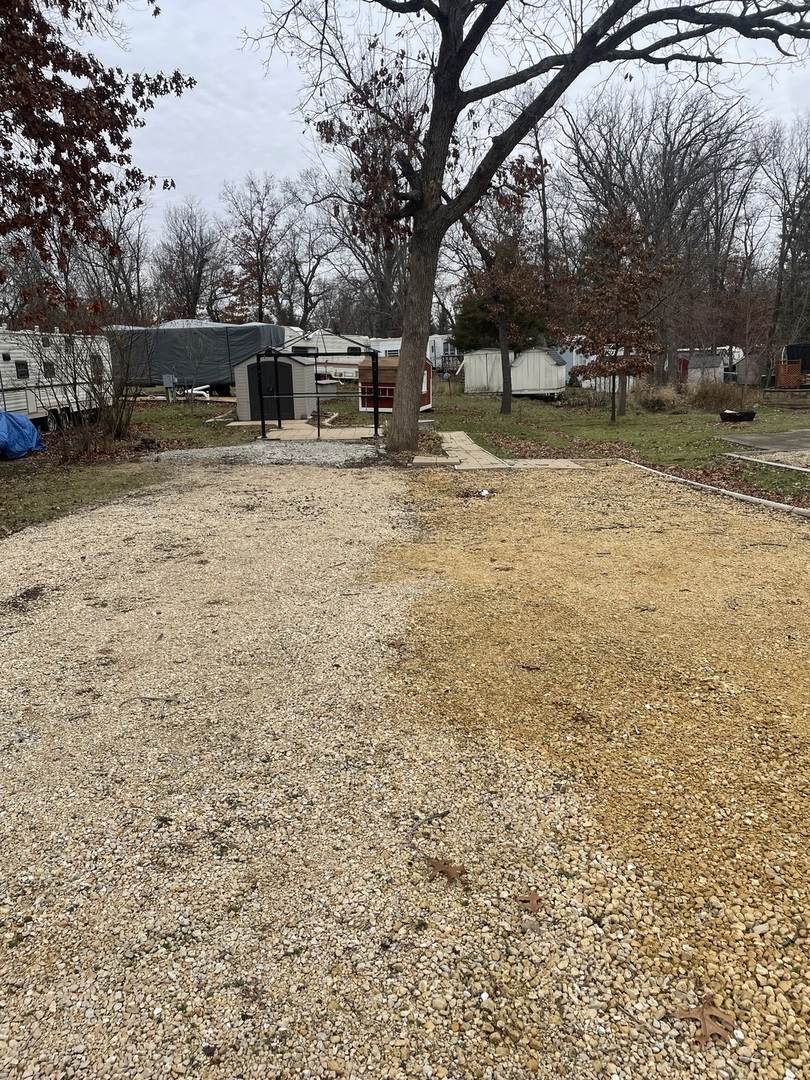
left=248, top=360, right=295, bottom=421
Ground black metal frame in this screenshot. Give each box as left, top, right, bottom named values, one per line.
left=253, top=347, right=381, bottom=441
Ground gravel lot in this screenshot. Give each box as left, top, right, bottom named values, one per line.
left=0, top=456, right=808, bottom=1080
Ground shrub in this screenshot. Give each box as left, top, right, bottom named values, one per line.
left=639, top=382, right=686, bottom=410
left=688, top=380, right=746, bottom=412
left=558, top=386, right=606, bottom=409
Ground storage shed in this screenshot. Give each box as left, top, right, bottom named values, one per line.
left=358, top=356, right=433, bottom=412
left=461, top=348, right=566, bottom=397
left=233, top=351, right=319, bottom=421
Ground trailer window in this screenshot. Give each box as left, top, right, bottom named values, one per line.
left=42, top=336, right=51, bottom=348
left=15, top=361, right=29, bottom=379
left=43, top=361, right=56, bottom=379
left=1, top=352, right=10, bottom=363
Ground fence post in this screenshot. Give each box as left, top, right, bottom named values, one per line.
left=272, top=351, right=282, bottom=429
left=255, top=352, right=267, bottom=440
left=371, top=349, right=380, bottom=439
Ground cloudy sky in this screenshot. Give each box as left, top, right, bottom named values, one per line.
left=99, top=1, right=810, bottom=228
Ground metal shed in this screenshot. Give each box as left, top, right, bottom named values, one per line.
left=461, top=347, right=566, bottom=397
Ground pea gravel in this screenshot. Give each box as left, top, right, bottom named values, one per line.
left=0, top=457, right=807, bottom=1080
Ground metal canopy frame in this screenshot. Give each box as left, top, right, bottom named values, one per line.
left=252, top=348, right=381, bottom=441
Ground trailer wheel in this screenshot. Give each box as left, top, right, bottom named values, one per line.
left=45, top=411, right=61, bottom=433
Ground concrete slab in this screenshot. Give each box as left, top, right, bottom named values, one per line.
left=226, top=420, right=377, bottom=442
left=718, top=428, right=810, bottom=452
left=504, top=459, right=585, bottom=470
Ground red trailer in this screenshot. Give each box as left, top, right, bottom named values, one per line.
left=358, top=356, right=433, bottom=413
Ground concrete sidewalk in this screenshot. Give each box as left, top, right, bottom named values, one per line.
left=415, top=431, right=585, bottom=471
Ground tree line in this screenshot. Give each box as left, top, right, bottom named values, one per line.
left=5, top=0, right=810, bottom=452
left=3, top=86, right=808, bottom=371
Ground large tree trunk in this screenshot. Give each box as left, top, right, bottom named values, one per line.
left=498, top=311, right=512, bottom=415
left=387, top=224, right=443, bottom=453
left=610, top=372, right=617, bottom=422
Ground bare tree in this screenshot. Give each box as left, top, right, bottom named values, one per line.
left=220, top=172, right=291, bottom=322
left=761, top=113, right=810, bottom=348
left=73, top=191, right=156, bottom=325
left=559, top=86, right=765, bottom=376
left=254, top=0, right=810, bottom=451
left=153, top=198, right=226, bottom=321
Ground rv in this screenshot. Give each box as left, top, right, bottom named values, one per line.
left=0, top=329, right=112, bottom=431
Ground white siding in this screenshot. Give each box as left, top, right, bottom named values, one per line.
left=0, top=330, right=111, bottom=423
left=463, top=349, right=566, bottom=396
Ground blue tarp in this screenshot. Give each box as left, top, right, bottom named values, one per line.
left=0, top=412, right=45, bottom=460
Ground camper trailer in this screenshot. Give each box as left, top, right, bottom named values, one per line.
left=0, top=329, right=112, bottom=431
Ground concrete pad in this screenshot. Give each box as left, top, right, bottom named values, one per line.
left=718, top=428, right=810, bottom=452
left=505, top=459, right=585, bottom=470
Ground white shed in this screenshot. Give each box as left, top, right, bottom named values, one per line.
left=233, top=352, right=319, bottom=421
left=461, top=347, right=566, bottom=397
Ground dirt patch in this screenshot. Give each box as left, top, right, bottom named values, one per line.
left=0, top=584, right=50, bottom=612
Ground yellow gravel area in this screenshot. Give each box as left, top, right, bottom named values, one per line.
left=391, top=463, right=810, bottom=1075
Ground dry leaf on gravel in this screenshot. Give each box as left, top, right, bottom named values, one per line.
left=517, top=891, right=543, bottom=913
left=670, top=996, right=735, bottom=1046
left=426, top=858, right=469, bottom=885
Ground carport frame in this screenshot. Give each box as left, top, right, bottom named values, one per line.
left=253, top=346, right=381, bottom=440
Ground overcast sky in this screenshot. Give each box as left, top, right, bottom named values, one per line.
left=99, top=1, right=810, bottom=229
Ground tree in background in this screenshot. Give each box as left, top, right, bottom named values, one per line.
left=1, top=0, right=192, bottom=260
left=153, top=199, right=227, bottom=321
left=568, top=208, right=666, bottom=422
left=450, top=158, right=549, bottom=414
left=256, top=0, right=810, bottom=452
left=220, top=172, right=290, bottom=323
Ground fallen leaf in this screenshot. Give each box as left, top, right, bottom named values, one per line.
left=670, top=996, right=734, bottom=1046
left=517, top=891, right=543, bottom=913
left=427, top=857, right=469, bottom=885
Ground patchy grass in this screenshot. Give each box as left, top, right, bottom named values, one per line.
left=128, top=400, right=256, bottom=449
left=0, top=401, right=256, bottom=538
left=0, top=456, right=163, bottom=537
left=432, top=391, right=810, bottom=506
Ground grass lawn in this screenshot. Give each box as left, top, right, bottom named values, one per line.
left=3, top=386, right=810, bottom=538
left=430, top=385, right=810, bottom=506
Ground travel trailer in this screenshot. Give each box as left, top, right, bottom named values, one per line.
left=0, top=329, right=112, bottom=430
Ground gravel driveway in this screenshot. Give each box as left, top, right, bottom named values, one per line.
left=1, top=455, right=808, bottom=1080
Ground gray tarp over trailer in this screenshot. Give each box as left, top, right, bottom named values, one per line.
left=105, top=322, right=286, bottom=390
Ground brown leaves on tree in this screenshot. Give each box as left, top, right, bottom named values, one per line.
left=1, top=1, right=194, bottom=257
left=670, top=997, right=735, bottom=1046
left=427, top=858, right=469, bottom=886
left=563, top=207, right=669, bottom=381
